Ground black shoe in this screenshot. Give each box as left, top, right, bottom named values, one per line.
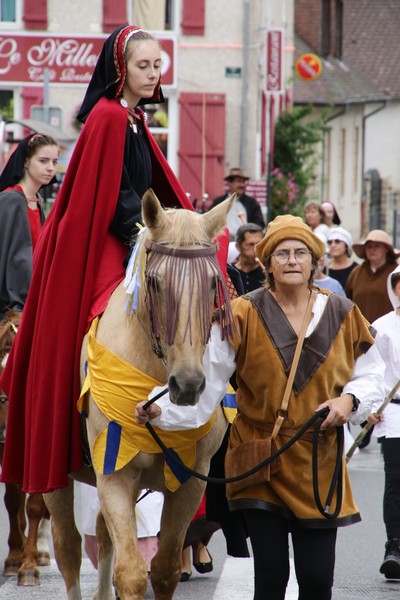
left=180, top=571, right=192, bottom=582
left=380, top=538, right=400, bottom=579
left=193, top=551, right=213, bottom=574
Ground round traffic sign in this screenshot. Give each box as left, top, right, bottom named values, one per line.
left=295, top=54, right=323, bottom=81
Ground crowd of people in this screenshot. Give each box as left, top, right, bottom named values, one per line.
left=0, top=21, right=400, bottom=600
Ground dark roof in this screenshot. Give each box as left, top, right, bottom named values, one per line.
left=343, top=0, right=400, bottom=97
left=293, top=36, right=392, bottom=106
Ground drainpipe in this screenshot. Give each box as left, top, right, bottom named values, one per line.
left=361, top=101, right=387, bottom=233
left=239, top=0, right=250, bottom=168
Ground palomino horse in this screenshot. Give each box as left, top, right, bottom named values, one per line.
left=0, top=310, right=51, bottom=585
left=43, top=189, right=234, bottom=600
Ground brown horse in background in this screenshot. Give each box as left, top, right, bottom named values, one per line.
left=0, top=309, right=51, bottom=585
left=43, top=190, right=234, bottom=599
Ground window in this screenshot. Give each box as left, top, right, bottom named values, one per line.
left=0, top=0, right=16, bottom=22
left=335, top=0, right=343, bottom=59
left=321, top=0, right=331, bottom=57
left=0, top=90, right=14, bottom=120
left=143, top=99, right=169, bottom=158
left=130, top=0, right=174, bottom=31
left=0, top=0, right=21, bottom=27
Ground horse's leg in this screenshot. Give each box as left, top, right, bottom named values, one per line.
left=44, top=480, right=83, bottom=600
left=91, top=509, right=115, bottom=600
left=37, top=508, right=52, bottom=566
left=2, top=484, right=25, bottom=576
left=151, top=480, right=206, bottom=600
left=17, top=493, right=47, bottom=586
left=97, top=471, right=148, bottom=600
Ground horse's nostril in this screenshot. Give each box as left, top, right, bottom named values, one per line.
left=168, top=372, right=205, bottom=405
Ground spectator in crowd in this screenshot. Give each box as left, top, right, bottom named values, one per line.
left=211, top=168, right=265, bottom=240
left=326, top=227, right=358, bottom=289
left=303, top=201, right=330, bottom=241
left=231, top=223, right=265, bottom=293
left=321, top=201, right=341, bottom=228
left=314, top=256, right=346, bottom=296
left=367, top=265, right=400, bottom=579
left=180, top=493, right=219, bottom=582
left=0, top=133, right=59, bottom=320
left=346, top=230, right=399, bottom=324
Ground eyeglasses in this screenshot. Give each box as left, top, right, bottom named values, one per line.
left=327, top=239, right=344, bottom=245
left=270, top=249, right=312, bottom=264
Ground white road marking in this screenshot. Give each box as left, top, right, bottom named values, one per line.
left=213, top=556, right=298, bottom=599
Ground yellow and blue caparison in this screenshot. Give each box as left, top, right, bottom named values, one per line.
left=78, top=318, right=218, bottom=492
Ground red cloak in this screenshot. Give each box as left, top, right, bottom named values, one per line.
left=1, top=98, right=228, bottom=493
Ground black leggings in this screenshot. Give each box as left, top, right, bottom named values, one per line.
left=382, top=436, right=400, bottom=539
left=243, top=509, right=337, bottom=600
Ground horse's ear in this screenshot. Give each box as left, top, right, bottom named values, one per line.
left=201, top=194, right=236, bottom=240
left=142, top=188, right=166, bottom=229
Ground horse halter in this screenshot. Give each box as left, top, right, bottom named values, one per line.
left=144, top=239, right=234, bottom=360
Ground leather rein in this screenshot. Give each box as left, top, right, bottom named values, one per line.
left=143, top=390, right=344, bottom=520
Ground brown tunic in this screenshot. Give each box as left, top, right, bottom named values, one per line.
left=225, top=287, right=375, bottom=528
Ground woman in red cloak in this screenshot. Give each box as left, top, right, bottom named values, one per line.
left=0, top=25, right=228, bottom=494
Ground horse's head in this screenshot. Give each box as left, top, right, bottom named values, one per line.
left=139, top=188, right=234, bottom=406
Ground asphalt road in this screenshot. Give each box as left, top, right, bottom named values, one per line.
left=0, top=430, right=397, bottom=599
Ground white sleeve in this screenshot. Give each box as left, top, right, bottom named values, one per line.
left=343, top=343, right=386, bottom=425
left=150, top=324, right=236, bottom=430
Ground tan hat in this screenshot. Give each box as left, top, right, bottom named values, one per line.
left=255, top=214, right=326, bottom=264
left=224, top=167, right=249, bottom=182
left=352, top=229, right=400, bottom=259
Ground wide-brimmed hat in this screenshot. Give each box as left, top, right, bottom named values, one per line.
left=353, top=230, right=400, bottom=260
left=224, top=167, right=249, bottom=182
left=255, top=214, right=326, bottom=264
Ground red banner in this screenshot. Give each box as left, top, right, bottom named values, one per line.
left=0, top=33, right=175, bottom=87
left=266, top=29, right=284, bottom=92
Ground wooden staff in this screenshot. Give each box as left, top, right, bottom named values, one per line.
left=346, top=378, right=400, bottom=463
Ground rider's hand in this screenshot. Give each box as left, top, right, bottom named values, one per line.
left=135, top=401, right=161, bottom=425
left=316, top=394, right=353, bottom=429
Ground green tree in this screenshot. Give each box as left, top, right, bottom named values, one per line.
left=269, top=104, right=329, bottom=220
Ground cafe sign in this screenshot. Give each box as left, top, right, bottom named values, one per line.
left=0, top=32, right=175, bottom=87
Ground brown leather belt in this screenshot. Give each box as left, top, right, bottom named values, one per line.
left=239, top=412, right=333, bottom=442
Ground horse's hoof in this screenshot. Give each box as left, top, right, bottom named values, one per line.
left=37, top=552, right=51, bottom=566
left=17, top=571, right=40, bottom=586
left=3, top=559, right=22, bottom=577
left=2, top=564, right=19, bottom=577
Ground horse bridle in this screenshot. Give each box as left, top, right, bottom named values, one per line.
left=143, top=239, right=227, bottom=360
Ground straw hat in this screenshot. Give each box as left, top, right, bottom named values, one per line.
left=352, top=230, right=400, bottom=260
left=224, top=167, right=249, bottom=182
